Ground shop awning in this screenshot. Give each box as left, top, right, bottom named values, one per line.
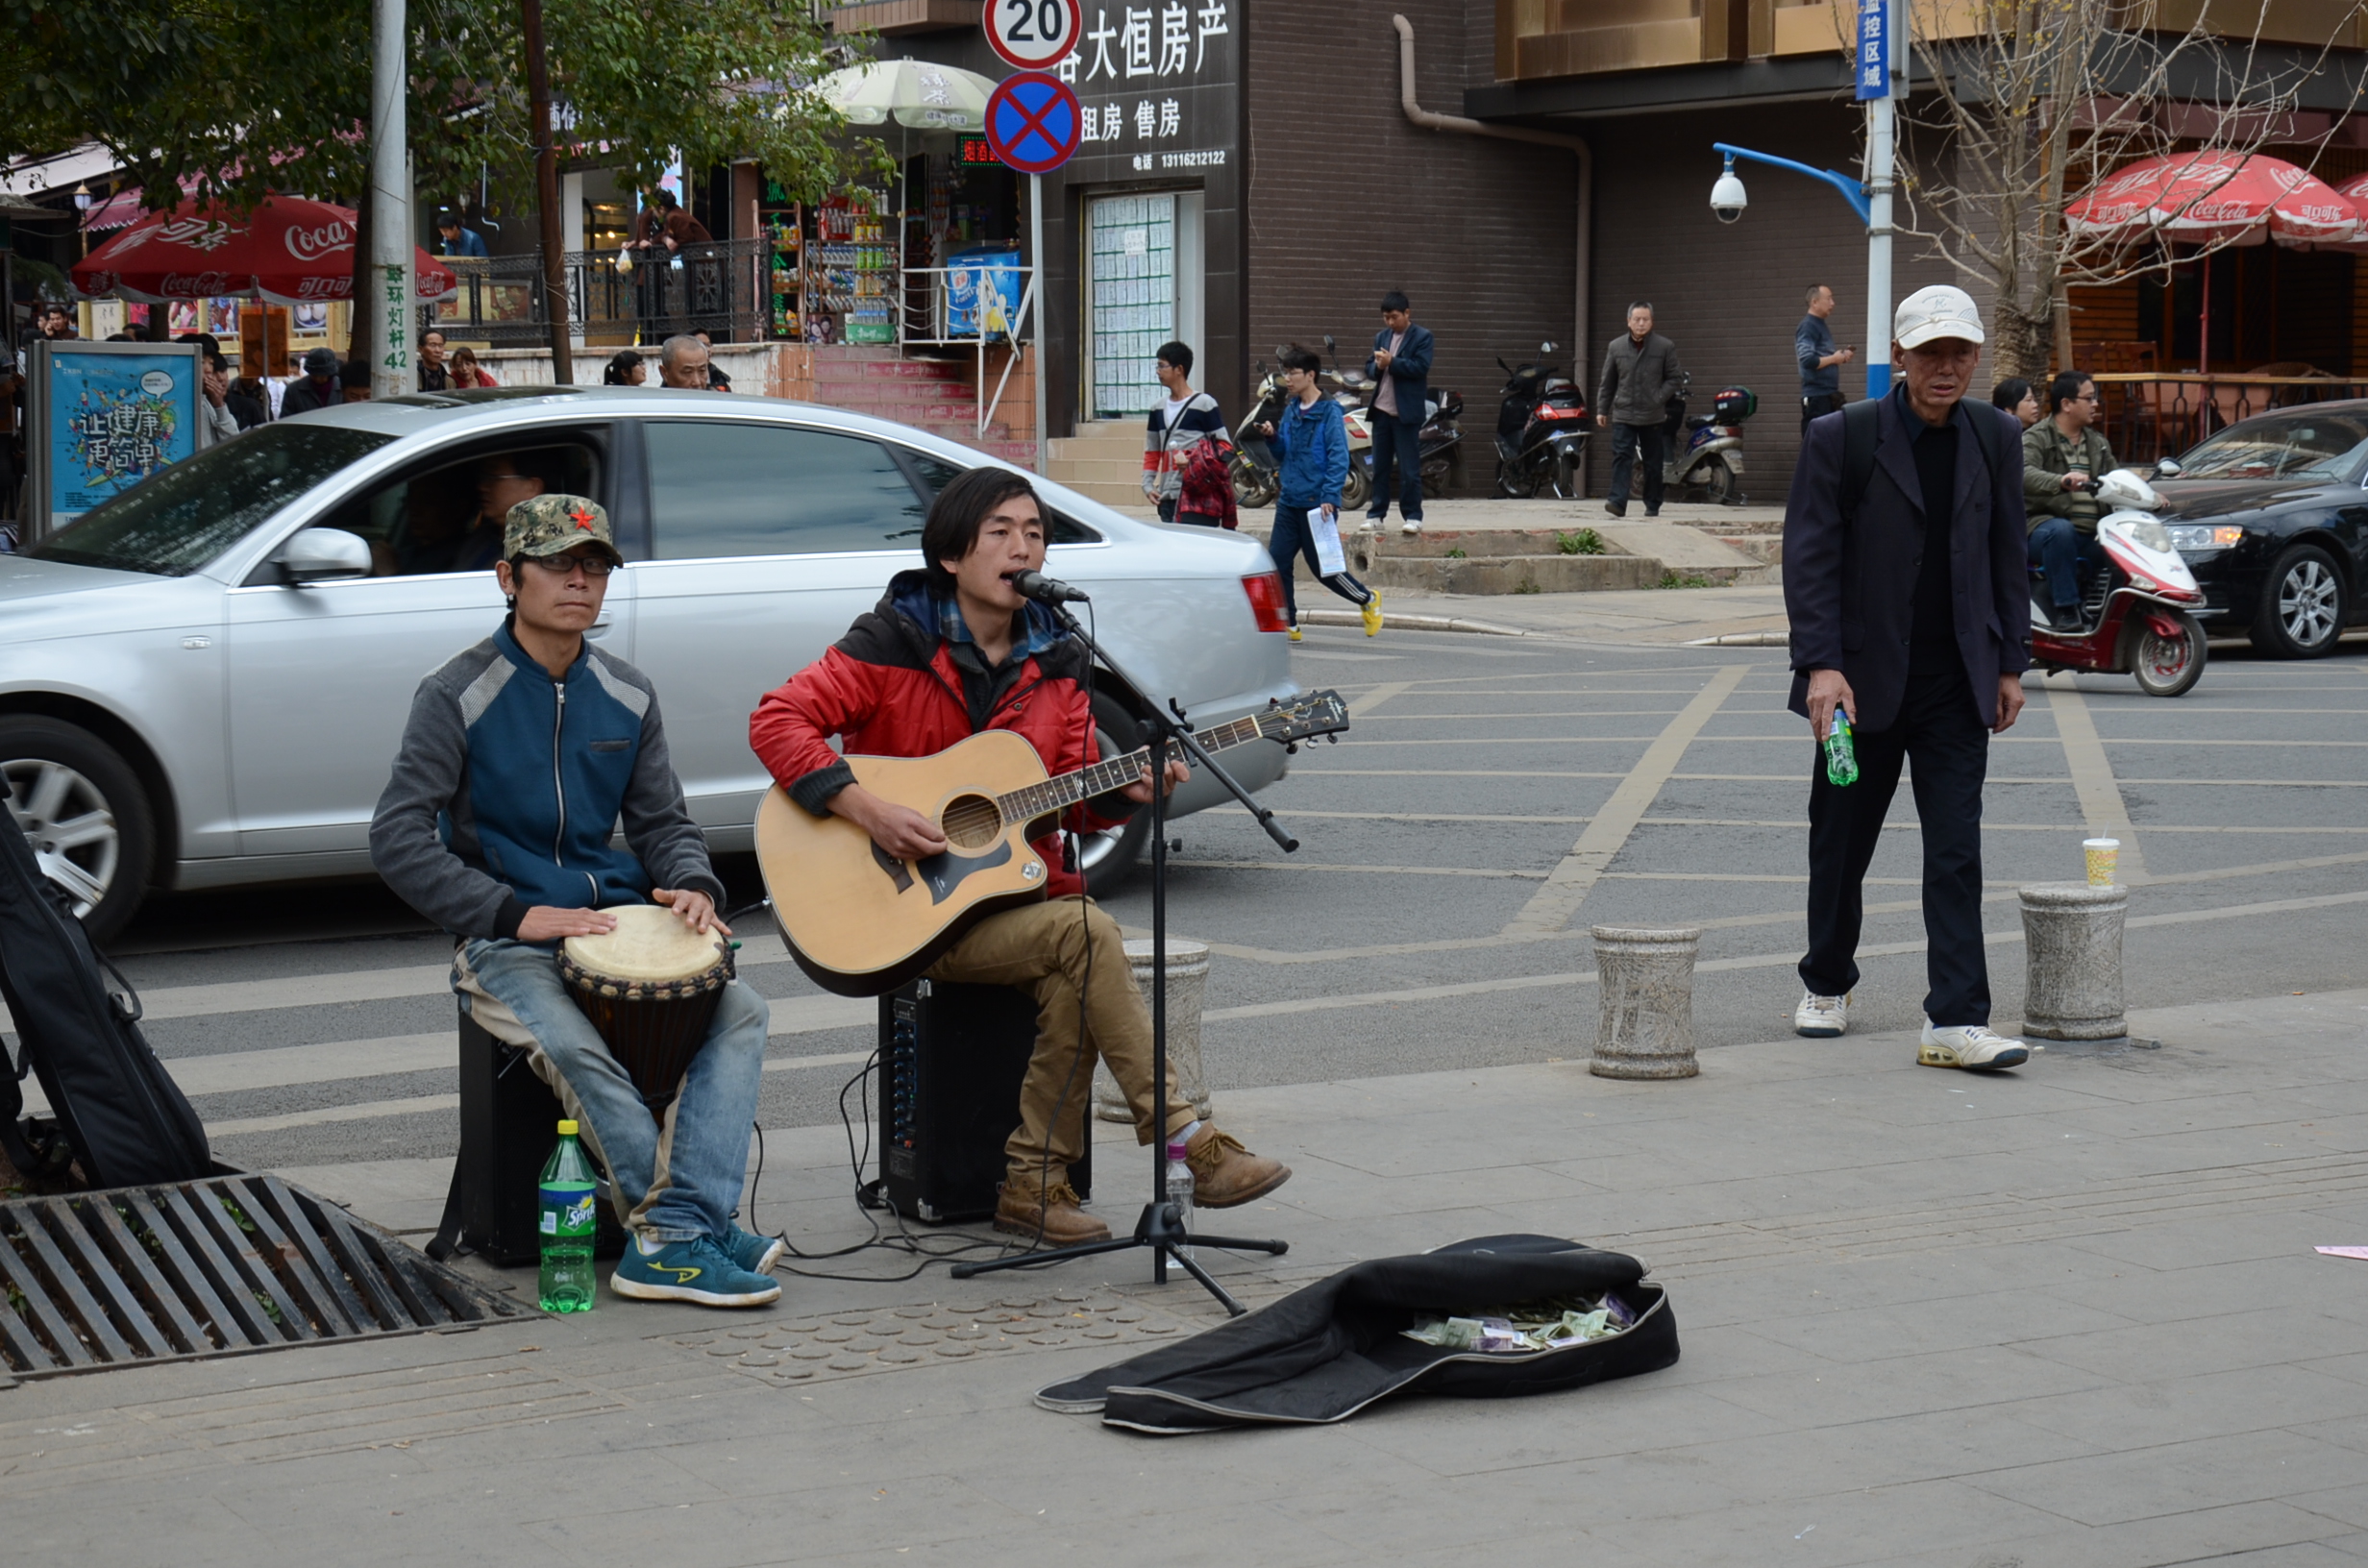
left=2065, top=151, right=2367, bottom=250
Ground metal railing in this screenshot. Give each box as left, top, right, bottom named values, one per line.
left=2090, top=373, right=2368, bottom=464
left=432, top=236, right=776, bottom=347
left=898, top=262, right=1036, bottom=441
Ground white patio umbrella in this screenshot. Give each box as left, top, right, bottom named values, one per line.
left=818, top=58, right=994, bottom=133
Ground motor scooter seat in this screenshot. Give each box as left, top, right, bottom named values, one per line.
left=1686, top=414, right=1715, bottom=430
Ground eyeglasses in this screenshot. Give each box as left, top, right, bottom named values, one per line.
left=521, top=554, right=615, bottom=576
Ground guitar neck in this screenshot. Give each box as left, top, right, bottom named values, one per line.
left=994, top=712, right=1271, bottom=826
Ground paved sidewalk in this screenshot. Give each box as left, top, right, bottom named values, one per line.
left=1305, top=581, right=1791, bottom=645
left=9, top=988, right=2368, bottom=1565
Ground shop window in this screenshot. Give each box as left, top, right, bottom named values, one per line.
left=646, top=421, right=926, bottom=557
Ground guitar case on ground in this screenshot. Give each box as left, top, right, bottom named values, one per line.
left=0, top=817, right=211, bottom=1188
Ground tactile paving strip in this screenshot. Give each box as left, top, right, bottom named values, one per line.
left=658, top=1275, right=1304, bottom=1387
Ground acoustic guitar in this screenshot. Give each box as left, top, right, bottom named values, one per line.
left=755, top=690, right=1350, bottom=996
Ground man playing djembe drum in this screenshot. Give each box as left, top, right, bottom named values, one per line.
left=749, top=466, right=1292, bottom=1244
left=370, top=495, right=782, bottom=1309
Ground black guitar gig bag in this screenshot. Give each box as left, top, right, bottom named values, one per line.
left=0, top=816, right=210, bottom=1187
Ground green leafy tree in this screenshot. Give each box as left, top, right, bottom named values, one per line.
left=0, top=0, right=873, bottom=218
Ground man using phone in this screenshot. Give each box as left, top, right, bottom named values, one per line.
left=1796, top=283, right=1855, bottom=429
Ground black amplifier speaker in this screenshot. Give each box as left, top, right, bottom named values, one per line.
left=455, top=1012, right=629, bottom=1266
left=875, top=979, right=1090, bottom=1223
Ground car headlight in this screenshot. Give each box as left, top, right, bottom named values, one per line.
left=2165, top=525, right=2244, bottom=551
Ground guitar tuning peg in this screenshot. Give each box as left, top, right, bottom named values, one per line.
left=1326, top=734, right=1339, bottom=744
left=1285, top=742, right=1299, bottom=755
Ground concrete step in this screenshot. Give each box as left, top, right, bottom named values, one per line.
left=1343, top=550, right=1667, bottom=595
left=1360, top=527, right=1632, bottom=560
left=1054, top=478, right=1152, bottom=505
left=1716, top=535, right=1783, bottom=565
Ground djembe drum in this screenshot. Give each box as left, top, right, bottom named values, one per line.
left=557, top=905, right=735, bottom=1114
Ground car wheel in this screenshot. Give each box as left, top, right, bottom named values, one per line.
left=2132, top=614, right=2208, bottom=698
left=1078, top=690, right=1152, bottom=898
left=0, top=717, right=155, bottom=945
left=2249, top=543, right=2347, bottom=658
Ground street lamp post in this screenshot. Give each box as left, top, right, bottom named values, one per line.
left=1707, top=0, right=1901, bottom=400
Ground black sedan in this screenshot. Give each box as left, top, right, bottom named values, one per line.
left=2148, top=404, right=2368, bottom=656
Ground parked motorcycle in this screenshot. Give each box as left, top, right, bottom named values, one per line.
left=2029, top=468, right=2210, bottom=698
left=1333, top=340, right=1462, bottom=504
left=1318, top=335, right=1374, bottom=511
left=1492, top=343, right=1589, bottom=499
left=1651, top=375, right=1755, bottom=505
left=1230, top=361, right=1286, bottom=509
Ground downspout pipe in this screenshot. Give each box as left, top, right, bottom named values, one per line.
left=1392, top=14, right=1591, bottom=375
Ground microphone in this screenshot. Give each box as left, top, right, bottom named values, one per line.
left=1006, top=570, right=1091, bottom=604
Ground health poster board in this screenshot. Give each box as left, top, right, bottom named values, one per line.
left=30, top=340, right=206, bottom=539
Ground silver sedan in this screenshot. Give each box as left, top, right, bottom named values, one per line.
left=1, top=388, right=1298, bottom=940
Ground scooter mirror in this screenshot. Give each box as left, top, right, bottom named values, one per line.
left=2155, top=456, right=2183, bottom=478
left=1541, top=341, right=1555, bottom=353
left=1323, top=334, right=1337, bottom=355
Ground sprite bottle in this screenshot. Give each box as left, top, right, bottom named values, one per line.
left=1823, top=707, right=1860, bottom=788
left=538, top=1119, right=599, bottom=1313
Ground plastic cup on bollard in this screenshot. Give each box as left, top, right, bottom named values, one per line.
left=2083, top=838, right=2119, bottom=887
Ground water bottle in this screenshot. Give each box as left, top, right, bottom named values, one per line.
left=1823, top=706, right=1860, bottom=788
left=538, top=1119, right=599, bottom=1313
left=1163, top=1139, right=1196, bottom=1262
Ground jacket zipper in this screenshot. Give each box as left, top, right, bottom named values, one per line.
left=551, top=679, right=567, bottom=865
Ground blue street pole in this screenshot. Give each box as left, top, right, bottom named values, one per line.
left=1710, top=0, right=1901, bottom=400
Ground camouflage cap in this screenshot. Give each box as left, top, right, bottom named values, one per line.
left=503, top=493, right=624, bottom=566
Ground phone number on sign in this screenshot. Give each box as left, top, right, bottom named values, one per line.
left=1128, top=149, right=1225, bottom=169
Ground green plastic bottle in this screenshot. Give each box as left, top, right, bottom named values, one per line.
left=538, top=1119, right=599, bottom=1313
left=1823, top=707, right=1860, bottom=788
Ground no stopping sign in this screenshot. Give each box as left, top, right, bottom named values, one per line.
left=985, top=72, right=1081, bottom=175
left=984, top=0, right=1082, bottom=72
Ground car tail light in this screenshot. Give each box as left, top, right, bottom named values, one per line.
left=1242, top=572, right=1291, bottom=632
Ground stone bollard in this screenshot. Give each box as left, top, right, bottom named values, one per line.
left=1095, top=937, right=1214, bottom=1123
left=2020, top=883, right=2131, bottom=1044
left=1589, top=926, right=1702, bottom=1080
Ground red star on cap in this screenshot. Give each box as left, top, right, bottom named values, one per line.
left=570, top=505, right=597, bottom=531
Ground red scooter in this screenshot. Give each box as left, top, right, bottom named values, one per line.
left=2029, top=470, right=2210, bottom=698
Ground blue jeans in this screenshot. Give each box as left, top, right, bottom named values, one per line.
left=1368, top=417, right=1423, bottom=521
left=456, top=937, right=769, bottom=1242
left=1268, top=501, right=1372, bottom=624
left=2028, top=516, right=2099, bottom=608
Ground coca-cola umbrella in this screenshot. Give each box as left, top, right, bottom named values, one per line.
left=2065, top=151, right=2366, bottom=249
left=2065, top=153, right=2366, bottom=374
left=69, top=194, right=456, bottom=305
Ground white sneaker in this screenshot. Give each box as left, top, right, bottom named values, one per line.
left=1793, top=991, right=1849, bottom=1038
left=1918, top=1021, right=2031, bottom=1071
left=1400, top=519, right=1421, bottom=535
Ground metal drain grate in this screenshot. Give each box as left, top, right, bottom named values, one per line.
left=0, top=1174, right=530, bottom=1381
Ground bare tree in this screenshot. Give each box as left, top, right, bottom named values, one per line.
left=1829, top=0, right=2368, bottom=379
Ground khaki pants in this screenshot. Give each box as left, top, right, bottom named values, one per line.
left=925, top=896, right=1195, bottom=1190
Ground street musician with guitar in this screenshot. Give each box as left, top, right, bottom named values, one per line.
left=749, top=467, right=1294, bottom=1244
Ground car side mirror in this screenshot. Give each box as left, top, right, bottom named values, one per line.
left=2155, top=456, right=2183, bottom=478
left=274, top=527, right=373, bottom=584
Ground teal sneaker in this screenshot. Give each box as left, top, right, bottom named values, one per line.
left=611, top=1236, right=781, bottom=1308
left=728, top=1227, right=785, bottom=1275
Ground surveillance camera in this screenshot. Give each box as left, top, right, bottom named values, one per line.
left=1710, top=170, right=1748, bottom=224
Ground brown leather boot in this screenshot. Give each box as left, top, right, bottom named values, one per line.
left=994, top=1177, right=1112, bottom=1245
left=1185, top=1125, right=1291, bottom=1208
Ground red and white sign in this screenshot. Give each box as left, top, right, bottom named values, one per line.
left=70, top=195, right=457, bottom=305
left=984, top=0, right=1082, bottom=72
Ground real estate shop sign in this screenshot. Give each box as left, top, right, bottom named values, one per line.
left=1052, top=2, right=1239, bottom=179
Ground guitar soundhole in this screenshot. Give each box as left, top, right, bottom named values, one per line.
left=938, top=793, right=1003, bottom=850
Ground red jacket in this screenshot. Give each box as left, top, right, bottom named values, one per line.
left=749, top=573, right=1132, bottom=898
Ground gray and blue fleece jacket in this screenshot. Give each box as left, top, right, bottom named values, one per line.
left=369, top=622, right=722, bottom=940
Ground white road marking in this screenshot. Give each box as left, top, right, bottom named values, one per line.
left=2047, top=685, right=2148, bottom=881
left=1503, top=664, right=1753, bottom=934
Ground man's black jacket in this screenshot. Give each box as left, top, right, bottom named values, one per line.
left=1783, top=388, right=2032, bottom=733
left=1365, top=322, right=1434, bottom=426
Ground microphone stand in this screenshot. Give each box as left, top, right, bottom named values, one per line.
left=951, top=596, right=1294, bottom=1316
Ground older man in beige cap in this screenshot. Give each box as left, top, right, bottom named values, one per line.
left=370, top=494, right=786, bottom=1310
left=1780, top=284, right=2035, bottom=1071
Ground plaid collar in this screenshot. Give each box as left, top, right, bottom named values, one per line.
left=933, top=590, right=1063, bottom=667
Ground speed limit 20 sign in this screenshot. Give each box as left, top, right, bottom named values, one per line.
left=984, top=0, right=1082, bottom=71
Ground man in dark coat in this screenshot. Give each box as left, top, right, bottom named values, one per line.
left=1595, top=303, right=1683, bottom=517
left=1782, top=284, right=2034, bottom=1071
left=1365, top=290, right=1434, bottom=535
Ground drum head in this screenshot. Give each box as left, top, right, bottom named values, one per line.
left=561, top=904, right=728, bottom=983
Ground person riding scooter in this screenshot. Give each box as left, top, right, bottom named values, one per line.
left=2023, top=371, right=2116, bottom=631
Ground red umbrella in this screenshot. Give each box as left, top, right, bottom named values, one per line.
left=70, top=194, right=457, bottom=305
left=2065, top=151, right=2366, bottom=248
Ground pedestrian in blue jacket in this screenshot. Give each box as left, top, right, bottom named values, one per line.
left=1261, top=347, right=1380, bottom=639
